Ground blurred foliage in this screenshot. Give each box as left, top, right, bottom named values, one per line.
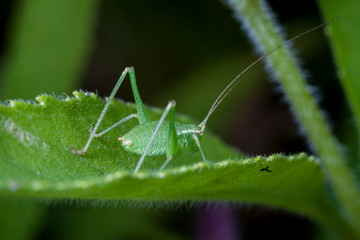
left=0, top=0, right=99, bottom=99
left=40, top=207, right=184, bottom=240
left=317, top=0, right=360, bottom=168
left=226, top=0, right=360, bottom=236
left=0, top=200, right=44, bottom=240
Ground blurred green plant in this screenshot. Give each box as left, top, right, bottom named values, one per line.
left=0, top=0, right=99, bottom=99
left=0, top=0, right=99, bottom=239
left=225, top=0, right=360, bottom=238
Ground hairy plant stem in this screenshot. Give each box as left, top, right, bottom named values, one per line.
left=225, top=0, right=360, bottom=237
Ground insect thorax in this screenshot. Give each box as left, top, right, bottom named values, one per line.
left=120, top=121, right=201, bottom=156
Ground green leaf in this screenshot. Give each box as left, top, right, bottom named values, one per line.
left=317, top=0, right=360, bottom=141
left=0, top=93, right=355, bottom=238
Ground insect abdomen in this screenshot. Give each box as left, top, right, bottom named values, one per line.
left=120, top=121, right=199, bottom=156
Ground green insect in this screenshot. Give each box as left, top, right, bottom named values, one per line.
left=72, top=20, right=336, bottom=173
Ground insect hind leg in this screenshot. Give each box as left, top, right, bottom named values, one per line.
left=133, top=100, right=176, bottom=174
left=159, top=155, right=173, bottom=171
left=72, top=67, right=133, bottom=155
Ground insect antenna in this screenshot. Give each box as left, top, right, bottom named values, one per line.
left=199, top=16, right=340, bottom=131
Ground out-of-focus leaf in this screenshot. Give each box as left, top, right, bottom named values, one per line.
left=317, top=0, right=360, bottom=143
left=0, top=200, right=44, bottom=240
left=0, top=0, right=99, bottom=99
left=43, top=207, right=184, bottom=240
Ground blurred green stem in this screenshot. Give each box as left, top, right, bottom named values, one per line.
left=225, top=0, right=360, bottom=237
left=0, top=0, right=99, bottom=99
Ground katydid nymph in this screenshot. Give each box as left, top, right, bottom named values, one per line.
left=72, top=19, right=337, bottom=174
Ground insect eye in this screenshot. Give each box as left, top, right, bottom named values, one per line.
left=199, top=131, right=203, bottom=136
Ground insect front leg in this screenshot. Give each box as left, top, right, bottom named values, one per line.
left=133, top=100, right=178, bottom=174
left=193, top=134, right=207, bottom=163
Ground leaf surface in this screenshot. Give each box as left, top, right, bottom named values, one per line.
left=0, top=92, right=352, bottom=237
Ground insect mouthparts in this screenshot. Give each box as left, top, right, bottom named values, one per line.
left=119, top=137, right=132, bottom=147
